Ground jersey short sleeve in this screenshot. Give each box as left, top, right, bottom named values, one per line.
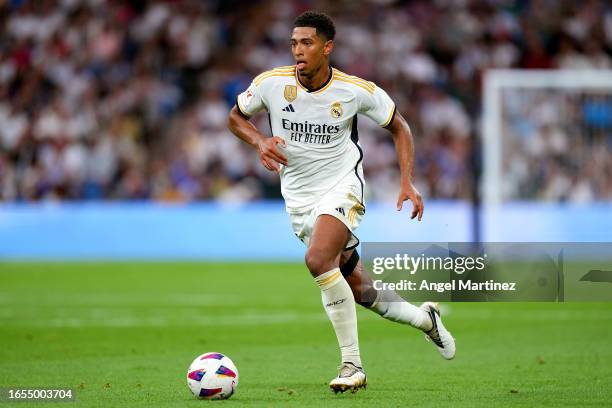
left=236, top=82, right=265, bottom=117
left=358, top=85, right=396, bottom=128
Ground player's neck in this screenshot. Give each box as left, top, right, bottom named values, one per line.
left=297, top=64, right=332, bottom=92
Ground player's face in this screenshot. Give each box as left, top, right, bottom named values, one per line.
left=291, top=27, right=333, bottom=76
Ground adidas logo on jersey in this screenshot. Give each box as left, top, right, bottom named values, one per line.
left=282, top=104, right=295, bottom=112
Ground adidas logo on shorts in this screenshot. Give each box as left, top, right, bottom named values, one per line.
left=335, top=207, right=345, bottom=216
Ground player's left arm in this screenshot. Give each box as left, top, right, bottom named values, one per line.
left=385, top=113, right=424, bottom=221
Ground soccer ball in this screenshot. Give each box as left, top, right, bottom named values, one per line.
left=187, top=352, right=239, bottom=400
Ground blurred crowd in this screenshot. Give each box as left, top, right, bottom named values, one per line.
left=503, top=89, right=612, bottom=202
left=0, top=0, right=611, bottom=203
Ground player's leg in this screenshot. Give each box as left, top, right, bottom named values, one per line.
left=339, top=249, right=431, bottom=330
left=305, top=215, right=366, bottom=392
left=340, top=249, right=456, bottom=359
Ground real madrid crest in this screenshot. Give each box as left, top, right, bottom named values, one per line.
left=284, top=85, right=297, bottom=102
left=330, top=102, right=343, bottom=118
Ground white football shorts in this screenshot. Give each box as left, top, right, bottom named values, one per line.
left=288, top=176, right=365, bottom=251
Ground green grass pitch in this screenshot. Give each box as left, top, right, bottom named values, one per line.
left=1, top=262, right=611, bottom=407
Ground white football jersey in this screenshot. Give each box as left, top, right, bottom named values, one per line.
left=236, top=65, right=396, bottom=213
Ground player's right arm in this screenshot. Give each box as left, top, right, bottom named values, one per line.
left=227, top=84, right=287, bottom=172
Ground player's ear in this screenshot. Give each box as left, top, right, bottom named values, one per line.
left=323, top=40, right=334, bottom=56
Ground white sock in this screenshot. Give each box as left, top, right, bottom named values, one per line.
left=315, top=268, right=362, bottom=368
left=370, top=290, right=432, bottom=331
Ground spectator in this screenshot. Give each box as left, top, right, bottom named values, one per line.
left=0, top=0, right=610, bottom=203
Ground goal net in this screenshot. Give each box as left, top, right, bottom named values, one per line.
left=481, top=69, right=612, bottom=239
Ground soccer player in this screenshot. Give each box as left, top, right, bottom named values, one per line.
left=228, top=11, right=455, bottom=393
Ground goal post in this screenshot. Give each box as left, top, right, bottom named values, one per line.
left=481, top=69, right=612, bottom=240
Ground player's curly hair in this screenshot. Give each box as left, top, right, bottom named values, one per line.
left=293, top=11, right=336, bottom=41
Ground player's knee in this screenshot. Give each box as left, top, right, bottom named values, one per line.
left=304, top=247, right=335, bottom=276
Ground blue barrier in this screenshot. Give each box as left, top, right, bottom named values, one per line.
left=482, top=202, right=612, bottom=242
left=0, top=201, right=610, bottom=260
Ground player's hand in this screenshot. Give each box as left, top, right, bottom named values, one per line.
left=396, top=182, right=424, bottom=221
left=256, top=136, right=287, bottom=173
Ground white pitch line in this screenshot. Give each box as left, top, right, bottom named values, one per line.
left=0, top=311, right=328, bottom=328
